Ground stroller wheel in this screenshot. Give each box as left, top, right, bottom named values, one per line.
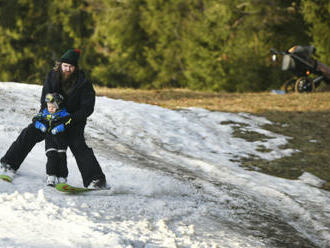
left=295, top=77, right=315, bottom=93
left=284, top=78, right=296, bottom=93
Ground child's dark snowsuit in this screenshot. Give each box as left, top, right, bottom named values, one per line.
left=36, top=108, right=70, bottom=178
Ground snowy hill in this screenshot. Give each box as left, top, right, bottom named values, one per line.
left=0, top=82, right=329, bottom=248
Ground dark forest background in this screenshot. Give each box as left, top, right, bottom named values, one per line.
left=0, top=0, right=329, bottom=92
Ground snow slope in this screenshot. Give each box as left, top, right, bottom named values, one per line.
left=0, top=82, right=329, bottom=248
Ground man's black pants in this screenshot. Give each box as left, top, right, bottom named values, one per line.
left=1, top=122, right=106, bottom=187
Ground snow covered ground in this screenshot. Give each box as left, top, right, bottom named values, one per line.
left=0, top=82, right=329, bottom=248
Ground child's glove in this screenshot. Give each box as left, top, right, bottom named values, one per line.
left=35, top=121, right=47, bottom=133
left=32, top=112, right=43, bottom=123
left=51, top=124, right=65, bottom=135
left=50, top=115, right=72, bottom=130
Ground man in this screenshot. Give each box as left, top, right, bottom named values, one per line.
left=0, top=49, right=107, bottom=189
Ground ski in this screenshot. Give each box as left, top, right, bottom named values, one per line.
left=0, top=174, right=13, bottom=182
left=55, top=183, right=110, bottom=193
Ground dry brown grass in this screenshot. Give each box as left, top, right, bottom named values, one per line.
left=95, top=86, right=330, bottom=113
left=95, top=86, right=330, bottom=190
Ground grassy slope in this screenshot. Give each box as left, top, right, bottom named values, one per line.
left=95, top=87, right=330, bottom=190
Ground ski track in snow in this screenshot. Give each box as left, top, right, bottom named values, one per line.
left=0, top=82, right=329, bottom=248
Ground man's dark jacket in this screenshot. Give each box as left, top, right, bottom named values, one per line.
left=40, top=70, right=95, bottom=125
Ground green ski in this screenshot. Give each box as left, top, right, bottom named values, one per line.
left=0, top=174, right=13, bottom=182
left=55, top=183, right=110, bottom=193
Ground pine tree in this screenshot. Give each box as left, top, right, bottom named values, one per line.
left=0, top=0, right=320, bottom=92
left=0, top=0, right=93, bottom=83
left=139, top=0, right=189, bottom=88
left=0, top=0, right=52, bottom=82
left=211, top=0, right=310, bottom=91
left=301, top=0, right=330, bottom=65
left=180, top=0, right=231, bottom=91
left=90, top=0, right=190, bottom=88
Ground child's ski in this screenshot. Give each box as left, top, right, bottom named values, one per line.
left=55, top=183, right=110, bottom=193
left=0, top=174, right=13, bottom=182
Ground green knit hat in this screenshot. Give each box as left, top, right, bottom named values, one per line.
left=60, top=49, right=81, bottom=66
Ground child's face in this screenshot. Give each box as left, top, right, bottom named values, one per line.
left=47, top=103, right=57, bottom=114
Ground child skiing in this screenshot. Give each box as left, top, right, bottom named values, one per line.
left=33, top=93, right=71, bottom=186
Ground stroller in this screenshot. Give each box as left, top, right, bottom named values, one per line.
left=271, top=46, right=330, bottom=93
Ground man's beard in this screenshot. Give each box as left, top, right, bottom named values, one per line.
left=62, top=71, right=73, bottom=81
left=61, top=70, right=77, bottom=86
left=60, top=70, right=77, bottom=95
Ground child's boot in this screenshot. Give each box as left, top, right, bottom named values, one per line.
left=57, top=177, right=67, bottom=184
left=46, top=175, right=57, bottom=187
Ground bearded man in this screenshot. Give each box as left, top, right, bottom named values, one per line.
left=0, top=49, right=107, bottom=189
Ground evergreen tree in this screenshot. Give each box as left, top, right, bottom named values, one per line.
left=90, top=0, right=190, bottom=88
left=0, top=0, right=322, bottom=92
left=0, top=0, right=93, bottom=83
left=48, top=0, right=95, bottom=69
left=301, top=0, right=330, bottom=65
left=215, top=0, right=310, bottom=91
left=181, top=0, right=231, bottom=91
left=0, top=0, right=52, bottom=82
left=89, top=0, right=149, bottom=87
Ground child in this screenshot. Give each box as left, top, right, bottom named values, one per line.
left=33, top=93, right=70, bottom=186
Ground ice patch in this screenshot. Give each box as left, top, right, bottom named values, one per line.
left=299, top=172, right=325, bottom=187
